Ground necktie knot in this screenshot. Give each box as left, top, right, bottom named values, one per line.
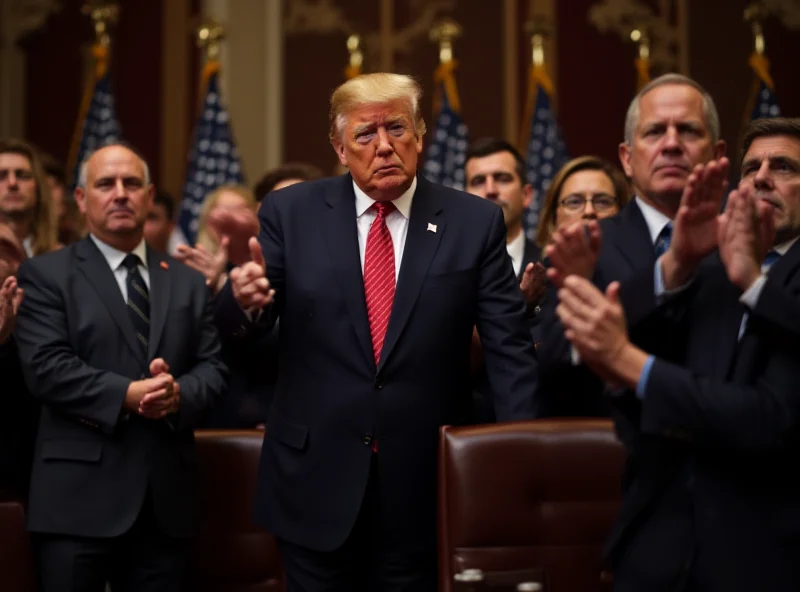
left=122, top=253, right=142, bottom=272
left=764, top=250, right=781, bottom=269
left=373, top=201, right=395, bottom=220
left=654, top=223, right=673, bottom=257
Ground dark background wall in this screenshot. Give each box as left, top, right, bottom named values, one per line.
left=19, top=0, right=800, bottom=183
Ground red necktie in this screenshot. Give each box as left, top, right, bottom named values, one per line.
left=363, top=201, right=396, bottom=364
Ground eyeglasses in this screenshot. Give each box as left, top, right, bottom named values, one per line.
left=559, top=195, right=619, bottom=213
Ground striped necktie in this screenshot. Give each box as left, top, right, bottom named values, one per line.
left=654, top=223, right=673, bottom=258
left=122, top=254, right=150, bottom=356
left=363, top=201, right=396, bottom=365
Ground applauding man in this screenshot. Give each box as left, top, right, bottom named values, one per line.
left=556, top=118, right=800, bottom=591
left=14, top=143, right=226, bottom=591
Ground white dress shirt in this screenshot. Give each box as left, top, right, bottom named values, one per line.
left=354, top=176, right=416, bottom=280
left=635, top=196, right=673, bottom=245
left=506, top=230, right=526, bottom=278
left=90, top=234, right=150, bottom=301
left=22, top=235, right=34, bottom=258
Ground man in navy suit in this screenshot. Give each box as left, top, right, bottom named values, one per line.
left=216, top=73, right=539, bottom=590
left=536, top=73, right=727, bottom=418
left=555, top=117, right=800, bottom=591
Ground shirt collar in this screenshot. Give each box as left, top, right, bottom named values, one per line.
left=90, top=234, right=148, bottom=271
left=506, top=229, right=526, bottom=261
left=774, top=235, right=800, bottom=256
left=354, top=175, right=417, bottom=219
left=22, top=235, right=34, bottom=258
left=635, top=196, right=673, bottom=245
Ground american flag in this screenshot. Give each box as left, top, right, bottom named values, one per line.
left=178, top=67, right=244, bottom=245
left=751, top=81, right=781, bottom=120
left=748, top=52, right=781, bottom=121
left=70, top=74, right=122, bottom=188
left=523, top=85, right=569, bottom=240
left=423, top=86, right=469, bottom=190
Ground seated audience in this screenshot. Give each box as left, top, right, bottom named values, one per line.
left=0, top=139, right=61, bottom=256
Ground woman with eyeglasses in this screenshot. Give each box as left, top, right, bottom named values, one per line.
left=535, top=155, right=631, bottom=249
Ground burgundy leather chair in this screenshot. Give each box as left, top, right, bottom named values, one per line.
left=186, top=430, right=283, bottom=591
left=438, top=420, right=625, bottom=592
left=0, top=494, right=36, bottom=592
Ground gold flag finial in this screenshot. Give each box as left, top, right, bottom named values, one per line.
left=744, top=3, right=766, bottom=55
left=429, top=19, right=462, bottom=64
left=524, top=16, right=552, bottom=67
left=81, top=1, right=119, bottom=48
left=347, top=34, right=363, bottom=70
left=195, top=19, right=226, bottom=62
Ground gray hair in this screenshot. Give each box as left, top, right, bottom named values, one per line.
left=76, top=142, right=151, bottom=188
left=623, top=73, right=721, bottom=145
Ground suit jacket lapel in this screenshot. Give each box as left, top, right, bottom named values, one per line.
left=768, top=239, right=800, bottom=289
left=607, top=201, right=656, bottom=275
left=518, top=239, right=541, bottom=281
left=146, top=247, right=170, bottom=360
left=322, top=177, right=375, bottom=369
left=378, top=177, right=444, bottom=373
left=75, top=237, right=145, bottom=365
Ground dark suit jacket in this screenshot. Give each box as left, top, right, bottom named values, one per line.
left=471, top=237, right=541, bottom=424
left=0, top=338, right=38, bottom=499
left=14, top=237, right=227, bottom=538
left=216, top=174, right=539, bottom=552
left=537, top=200, right=665, bottom=418
left=606, top=244, right=800, bottom=591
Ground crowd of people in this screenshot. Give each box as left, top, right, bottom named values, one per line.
left=1, top=70, right=799, bottom=591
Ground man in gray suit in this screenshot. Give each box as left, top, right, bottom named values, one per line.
left=14, top=143, right=227, bottom=592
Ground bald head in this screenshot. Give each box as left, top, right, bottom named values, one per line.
left=74, top=144, right=154, bottom=251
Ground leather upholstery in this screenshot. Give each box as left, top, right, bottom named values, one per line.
left=438, top=420, right=625, bottom=591
left=186, top=430, right=284, bottom=591
left=0, top=494, right=36, bottom=592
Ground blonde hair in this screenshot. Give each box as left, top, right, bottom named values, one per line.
left=0, top=138, right=59, bottom=255
left=535, top=155, right=631, bottom=248
left=195, top=184, right=256, bottom=252
left=328, top=73, right=427, bottom=142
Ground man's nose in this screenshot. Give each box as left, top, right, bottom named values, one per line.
left=376, top=128, right=393, bottom=154
left=583, top=200, right=597, bottom=218
left=753, top=159, right=774, bottom=190
left=662, top=126, right=682, bottom=152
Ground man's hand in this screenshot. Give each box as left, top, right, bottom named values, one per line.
left=124, top=374, right=178, bottom=419
left=229, top=237, right=275, bottom=310
left=661, top=158, right=730, bottom=288
left=545, top=220, right=602, bottom=288
left=718, top=184, right=775, bottom=292
left=175, top=236, right=230, bottom=294
left=556, top=277, right=649, bottom=389
left=207, top=207, right=260, bottom=265
left=520, top=261, right=547, bottom=306
left=0, top=276, right=23, bottom=344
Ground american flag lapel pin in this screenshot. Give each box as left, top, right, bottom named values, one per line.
left=427, top=223, right=437, bottom=233
left=160, top=261, right=169, bottom=270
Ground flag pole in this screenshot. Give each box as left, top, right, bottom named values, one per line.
left=429, top=19, right=463, bottom=115
left=67, top=1, right=119, bottom=183
left=344, top=34, right=363, bottom=80
left=519, top=17, right=553, bottom=153
left=630, top=28, right=651, bottom=92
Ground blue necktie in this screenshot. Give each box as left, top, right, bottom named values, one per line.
left=654, top=223, right=673, bottom=258
left=122, top=254, right=150, bottom=356
left=763, top=250, right=781, bottom=270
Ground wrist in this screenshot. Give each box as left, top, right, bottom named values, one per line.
left=662, top=250, right=697, bottom=290
left=607, top=342, right=649, bottom=390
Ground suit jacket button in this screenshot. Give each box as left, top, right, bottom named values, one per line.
left=363, top=434, right=373, bottom=446
left=375, top=382, right=383, bottom=389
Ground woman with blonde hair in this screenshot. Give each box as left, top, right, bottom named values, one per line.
left=177, top=184, right=256, bottom=293
left=535, top=155, right=631, bottom=248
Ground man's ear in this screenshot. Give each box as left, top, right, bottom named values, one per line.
left=331, top=141, right=347, bottom=166
left=618, top=142, right=633, bottom=178
left=74, top=186, right=87, bottom=215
